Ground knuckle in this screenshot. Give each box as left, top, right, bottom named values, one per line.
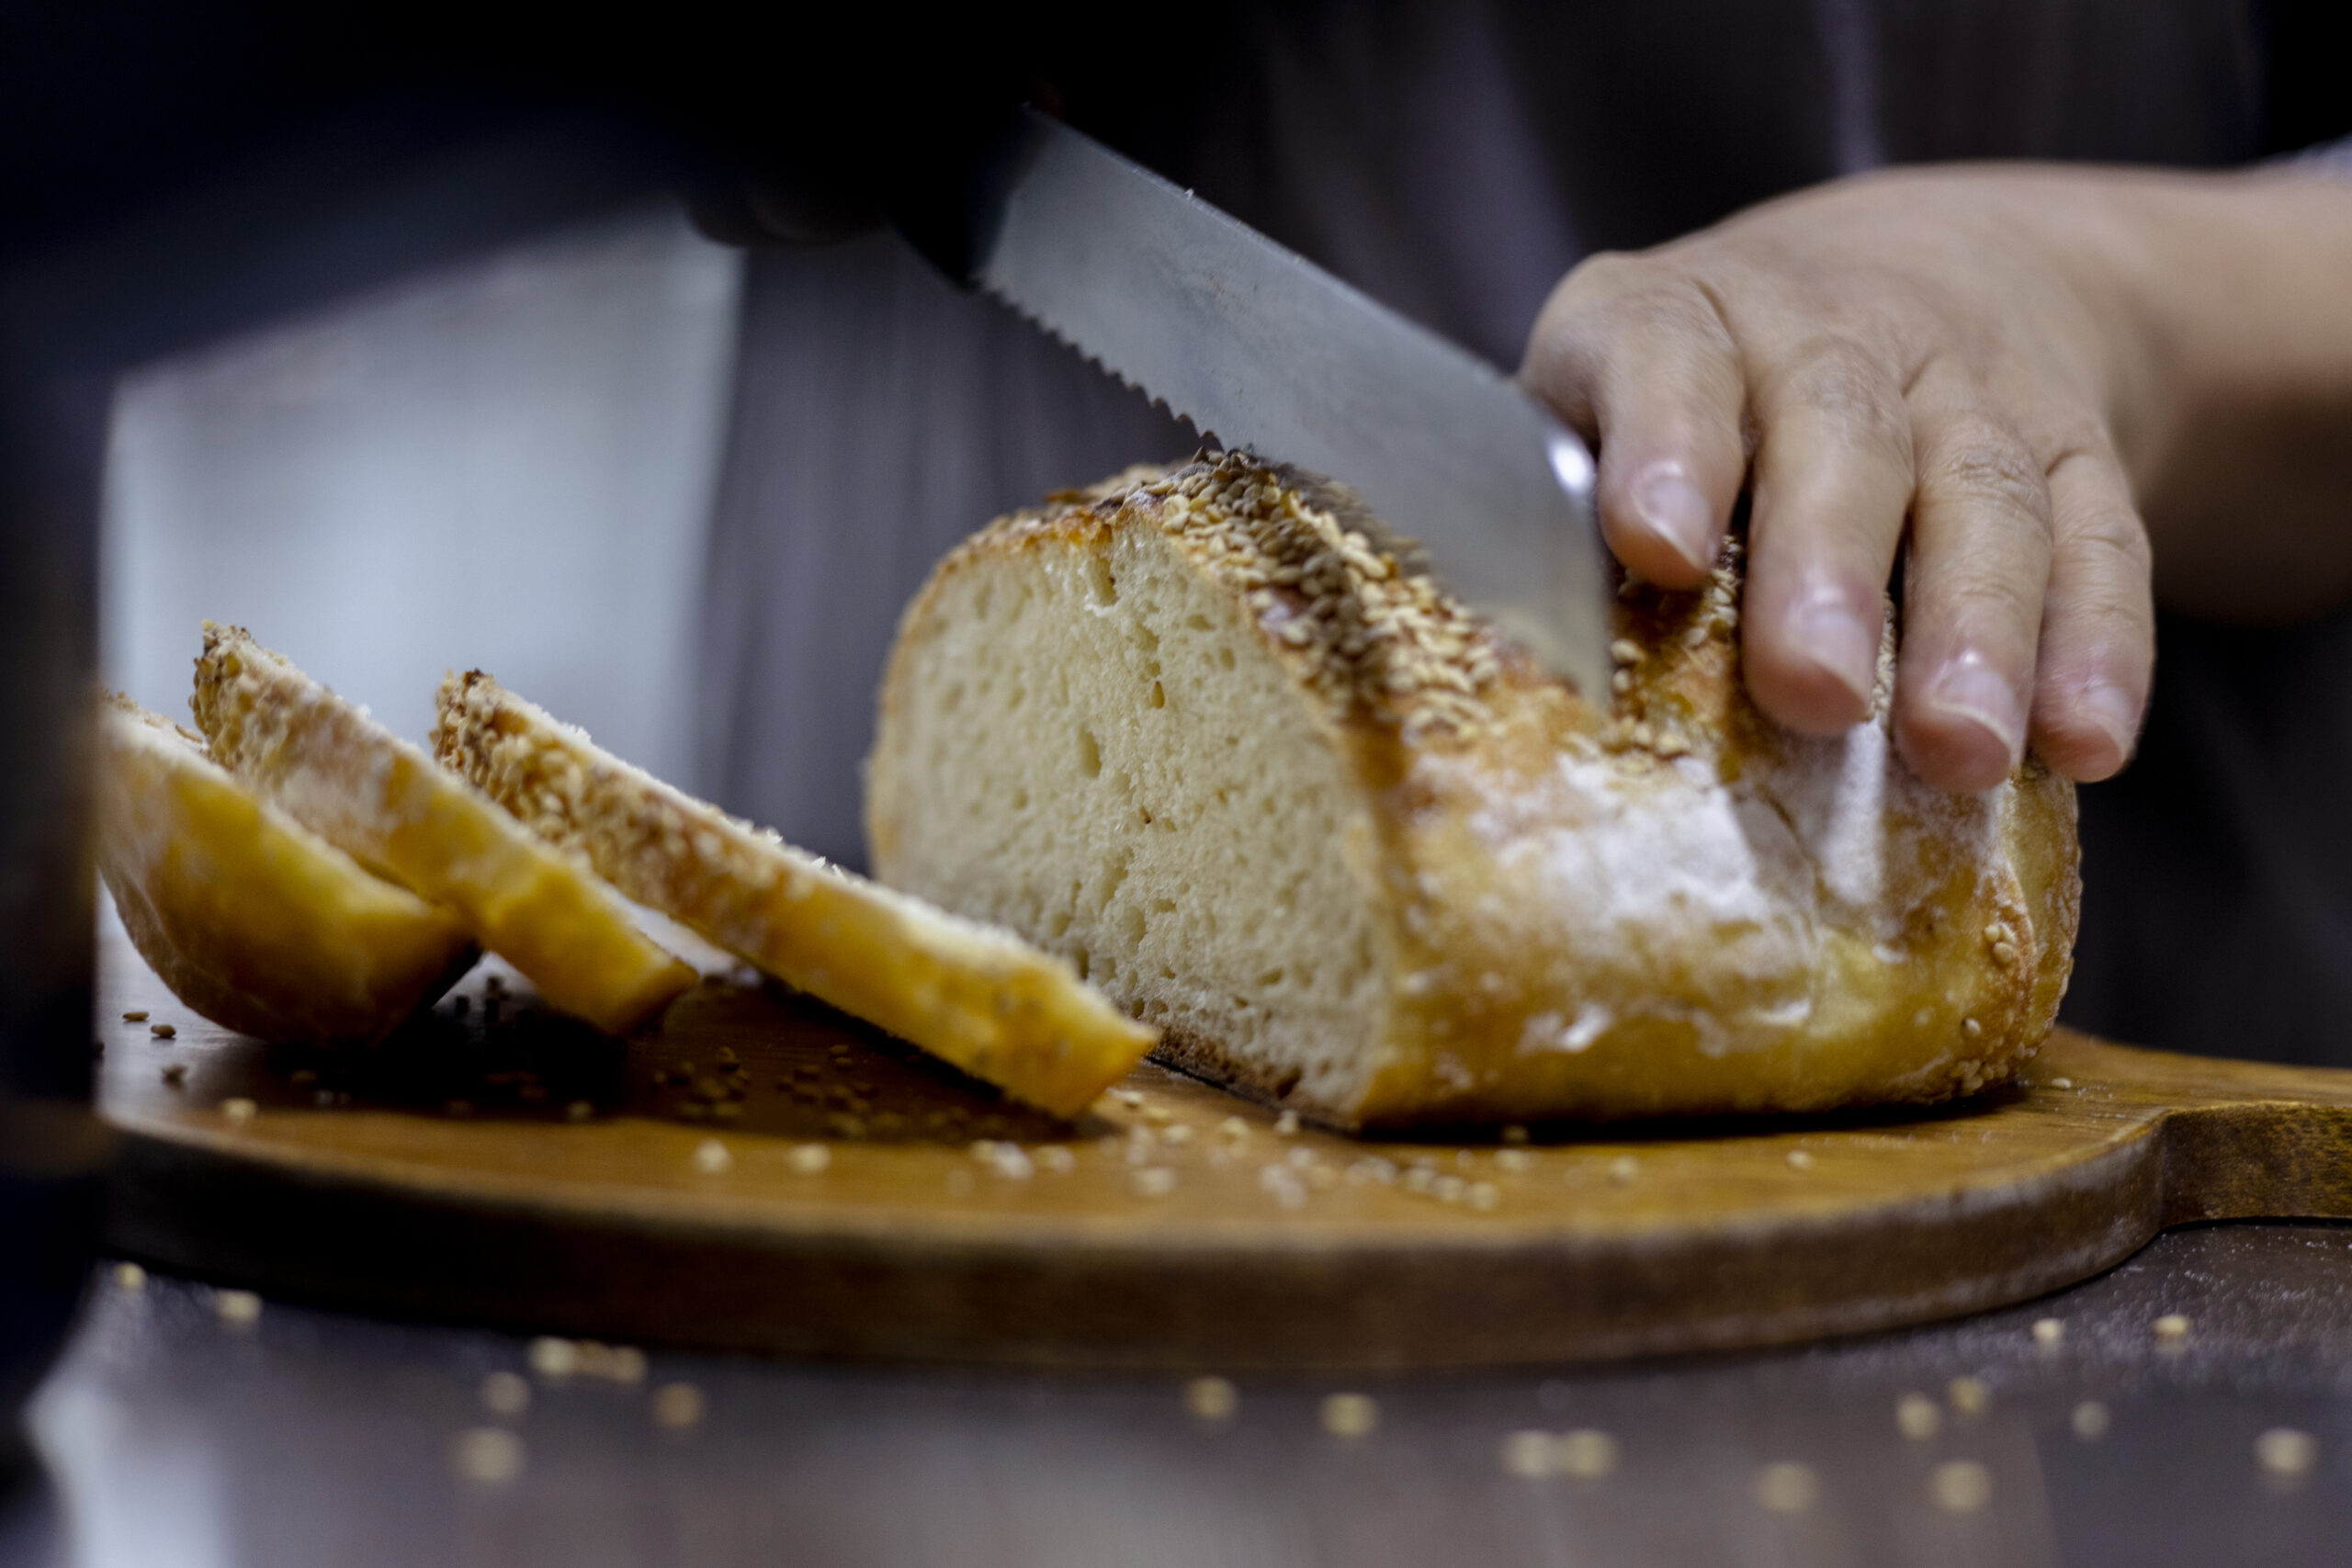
left=1769, top=339, right=1907, bottom=449
left=1927, top=426, right=2051, bottom=531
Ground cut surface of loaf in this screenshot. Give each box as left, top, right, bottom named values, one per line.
left=96, top=693, right=477, bottom=1045
left=432, top=671, right=1158, bottom=1117
left=867, top=451, right=2081, bottom=1127
left=193, top=626, right=694, bottom=1035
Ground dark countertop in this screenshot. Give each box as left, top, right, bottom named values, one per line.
left=4, top=1223, right=2348, bottom=1568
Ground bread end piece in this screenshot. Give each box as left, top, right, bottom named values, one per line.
left=96, top=693, right=478, bottom=1045
left=432, top=671, right=1156, bottom=1118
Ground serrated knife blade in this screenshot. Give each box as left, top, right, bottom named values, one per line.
left=967, top=108, right=1610, bottom=701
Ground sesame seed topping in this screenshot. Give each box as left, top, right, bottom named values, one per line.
left=1929, top=1460, right=1992, bottom=1514
left=481, top=1371, right=530, bottom=1417
left=2072, top=1401, right=2110, bottom=1440
left=1947, top=1376, right=1990, bottom=1416
left=150, top=1023, right=175, bottom=1039
left=1755, top=1461, right=1818, bottom=1515
left=1274, top=1111, right=1300, bottom=1136
left=787, top=1143, right=831, bottom=1175
left=1895, top=1393, right=1940, bottom=1440
left=113, top=1261, right=146, bottom=1292
left=214, top=1288, right=261, bottom=1327
left=1555, top=1428, right=1619, bottom=1479
left=651, top=1382, right=705, bottom=1432
left=1785, top=1149, right=1815, bottom=1170
left=692, top=1139, right=732, bottom=1175
left=1184, top=1376, right=1238, bottom=1421
left=1320, top=1393, right=1379, bottom=1438
left=2154, top=1313, right=2191, bottom=1346
left=1131, top=1167, right=1178, bottom=1198
left=2051, top=1077, right=2074, bottom=1089
left=1498, top=1429, right=1555, bottom=1478
left=2031, top=1317, right=2064, bottom=1348
left=2256, top=1427, right=2317, bottom=1480
left=527, top=1337, right=577, bottom=1379
left=220, top=1098, right=256, bottom=1126
left=449, top=1427, right=526, bottom=1485
left=1608, top=1155, right=1638, bottom=1185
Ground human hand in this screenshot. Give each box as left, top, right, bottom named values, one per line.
left=1522, top=168, right=2154, bottom=791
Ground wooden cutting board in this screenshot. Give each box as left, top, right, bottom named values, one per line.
left=96, top=931, right=2352, bottom=1371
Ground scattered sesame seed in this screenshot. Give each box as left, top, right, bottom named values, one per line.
left=1184, top=1376, right=1238, bottom=1422
left=1896, top=1393, right=1941, bottom=1440
left=1275, top=1111, right=1300, bottom=1136
left=2154, top=1313, right=2191, bottom=1346
left=150, top=1023, right=175, bottom=1039
left=651, top=1382, right=705, bottom=1432
left=449, top=1427, right=526, bottom=1485
left=1132, top=1167, right=1178, bottom=1198
left=2051, top=1077, right=2074, bottom=1089
left=1785, top=1149, right=1815, bottom=1170
left=2256, top=1427, right=2317, bottom=1480
left=220, top=1098, right=255, bottom=1126
left=214, top=1289, right=261, bottom=1327
left=122, top=1011, right=148, bottom=1022
left=1161, top=1123, right=1194, bottom=1145
left=1217, top=1116, right=1250, bottom=1141
left=2032, top=1317, right=2065, bottom=1348
left=1947, top=1376, right=1991, bottom=1416
left=1555, top=1428, right=1618, bottom=1479
left=1929, top=1460, right=1992, bottom=1514
left=1608, top=1155, right=1638, bottom=1185
left=1962, top=1018, right=1983, bottom=1038
left=481, top=1371, right=530, bottom=1418
left=2071, top=1401, right=2110, bottom=1440
left=113, top=1261, right=146, bottom=1292
left=1037, top=1145, right=1077, bottom=1174
left=787, top=1143, right=831, bottom=1175
left=1320, top=1393, right=1379, bottom=1438
left=1755, top=1461, right=1819, bottom=1515
left=527, top=1337, right=578, bottom=1380
left=693, top=1139, right=732, bottom=1175
left=1991, top=941, right=2018, bottom=967
left=1496, top=1148, right=1533, bottom=1173
left=1499, top=1429, right=1555, bottom=1479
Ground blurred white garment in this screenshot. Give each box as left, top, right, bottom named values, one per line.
left=100, top=203, right=741, bottom=788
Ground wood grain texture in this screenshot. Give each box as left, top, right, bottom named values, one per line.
left=96, top=931, right=2352, bottom=1371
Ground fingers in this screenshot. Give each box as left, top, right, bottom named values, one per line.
left=1523, top=260, right=1748, bottom=587
left=1740, top=339, right=1917, bottom=733
left=2027, top=452, right=2154, bottom=780
left=1892, top=364, right=2053, bottom=791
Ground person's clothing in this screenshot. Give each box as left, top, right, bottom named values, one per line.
left=699, top=0, right=2352, bottom=1065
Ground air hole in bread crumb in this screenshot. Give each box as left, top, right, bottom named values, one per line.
left=1078, top=728, right=1102, bottom=778
left=1149, top=682, right=1166, bottom=709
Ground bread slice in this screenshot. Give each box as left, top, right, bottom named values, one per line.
left=865, top=451, right=2082, bottom=1127
left=192, top=626, right=694, bottom=1035
left=96, top=693, right=477, bottom=1045
left=432, top=671, right=1157, bottom=1117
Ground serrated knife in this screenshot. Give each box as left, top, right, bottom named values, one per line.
left=918, top=107, right=1611, bottom=701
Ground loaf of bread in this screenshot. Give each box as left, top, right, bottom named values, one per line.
left=866, top=451, right=2080, bottom=1127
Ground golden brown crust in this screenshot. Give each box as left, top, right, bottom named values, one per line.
left=874, top=452, right=2083, bottom=1125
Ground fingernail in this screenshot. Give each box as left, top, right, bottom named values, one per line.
left=2075, top=680, right=2141, bottom=762
left=1923, top=655, right=2026, bottom=764
left=1627, top=465, right=1712, bottom=572
left=1787, top=598, right=1880, bottom=709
